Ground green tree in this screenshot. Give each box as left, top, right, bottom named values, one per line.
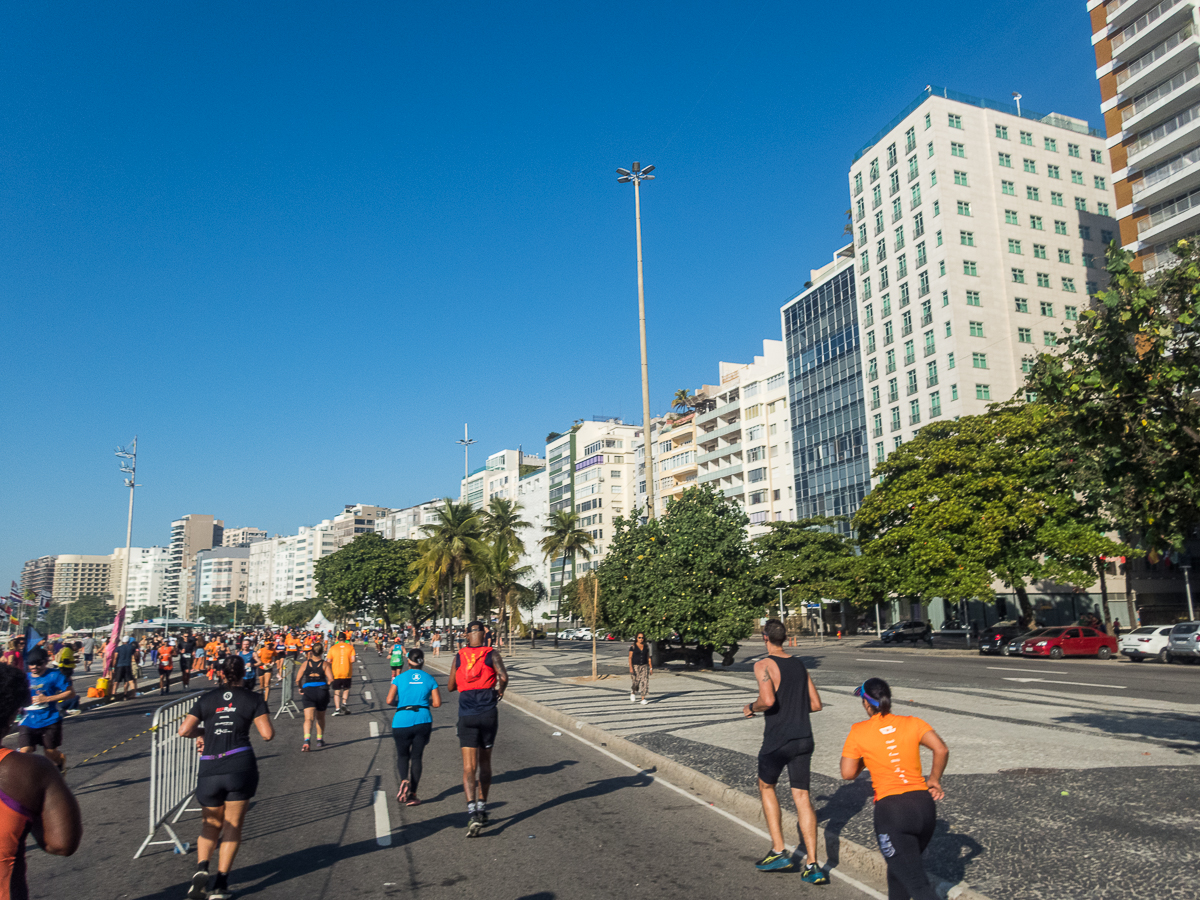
left=539, top=509, right=595, bottom=645
left=597, top=484, right=764, bottom=656
left=854, top=403, right=1128, bottom=621
left=520, top=582, right=547, bottom=646
left=409, top=499, right=484, bottom=629
left=47, top=595, right=113, bottom=631
left=481, top=497, right=531, bottom=556
left=672, top=389, right=696, bottom=414
left=269, top=597, right=330, bottom=628
left=316, top=533, right=426, bottom=630
left=1028, top=243, right=1200, bottom=600
left=195, top=600, right=263, bottom=628
left=752, top=517, right=858, bottom=609
left=471, top=534, right=533, bottom=652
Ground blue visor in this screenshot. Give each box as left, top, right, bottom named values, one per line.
left=854, top=683, right=880, bottom=707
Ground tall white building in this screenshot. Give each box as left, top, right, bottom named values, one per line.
left=848, top=86, right=1116, bottom=471
left=460, top=449, right=545, bottom=509
left=378, top=500, right=446, bottom=541
left=248, top=522, right=340, bottom=612
left=52, top=554, right=117, bottom=606
left=112, top=546, right=170, bottom=613
left=193, top=547, right=251, bottom=612
left=221, top=527, right=267, bottom=548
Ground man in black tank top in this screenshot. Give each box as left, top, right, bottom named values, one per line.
left=743, top=618, right=828, bottom=883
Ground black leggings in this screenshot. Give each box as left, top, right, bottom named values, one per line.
left=873, top=790, right=938, bottom=900
left=391, top=723, right=432, bottom=793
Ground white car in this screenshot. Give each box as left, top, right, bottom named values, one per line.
left=559, top=629, right=578, bottom=640
left=1118, top=625, right=1174, bottom=663
left=575, top=628, right=594, bottom=641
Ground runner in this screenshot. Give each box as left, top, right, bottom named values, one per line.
left=296, top=643, right=333, bottom=751
left=236, top=639, right=256, bottom=692
left=157, top=639, right=174, bottom=695
left=388, top=637, right=406, bottom=679
left=112, top=635, right=138, bottom=701
left=0, top=663, right=83, bottom=893
left=447, top=620, right=507, bottom=837
left=385, top=648, right=441, bottom=806
left=179, top=632, right=195, bottom=690
left=742, top=618, right=828, bottom=882
left=254, top=641, right=276, bottom=704
left=19, top=649, right=76, bottom=772
left=840, top=678, right=949, bottom=900
left=374, top=633, right=384, bottom=657
left=328, top=633, right=356, bottom=716
left=80, top=634, right=96, bottom=672
left=285, top=632, right=300, bottom=662
left=178, top=654, right=274, bottom=900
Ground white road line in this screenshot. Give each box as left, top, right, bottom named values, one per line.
left=1002, top=677, right=1127, bottom=689
left=364, top=691, right=373, bottom=701
left=372, top=790, right=392, bottom=846
left=361, top=674, right=369, bottom=681
left=989, top=666, right=1077, bottom=675
left=369, top=721, right=380, bottom=738
left=855, top=658, right=905, bottom=664
left=513, top=705, right=885, bottom=899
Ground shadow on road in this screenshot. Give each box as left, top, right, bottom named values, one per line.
left=238, top=778, right=374, bottom=841
left=488, top=771, right=654, bottom=835
left=814, top=777, right=873, bottom=868
left=1052, top=710, right=1200, bottom=751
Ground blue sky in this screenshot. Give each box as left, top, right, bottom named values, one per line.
left=1, top=0, right=1103, bottom=581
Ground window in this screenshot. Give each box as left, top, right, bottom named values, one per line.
left=930, top=391, right=942, bottom=417
left=1047, top=164, right=1060, bottom=179
left=1050, top=191, right=1064, bottom=206
left=909, top=400, right=921, bottom=425
left=1021, top=356, right=1033, bottom=374
left=870, top=158, right=880, bottom=181
left=1008, top=239, right=1021, bottom=254
left=875, top=211, right=885, bottom=234
left=1065, top=305, right=1078, bottom=321
left=1040, top=300, right=1054, bottom=316
left=886, top=349, right=896, bottom=373
left=995, top=124, right=1009, bottom=140
left=1018, top=327, right=1032, bottom=343
left=854, top=172, right=863, bottom=195
left=1012, top=268, right=1026, bottom=283
left=881, top=295, right=891, bottom=317
left=1033, top=243, right=1047, bottom=259
left=1078, top=225, right=1091, bottom=241
left=935, top=229, right=942, bottom=246
left=858, top=223, right=867, bottom=247
left=890, top=170, right=901, bottom=193
left=1071, top=170, right=1083, bottom=185
left=880, top=265, right=890, bottom=288
left=1068, top=143, right=1081, bottom=158
left=1001, top=179, right=1015, bottom=195
left=1058, top=248, right=1071, bottom=264
left=1097, top=202, right=1110, bottom=216
left=894, top=197, right=904, bottom=220
left=936, top=263, right=944, bottom=280
left=960, top=230, right=974, bottom=246
left=875, top=441, right=885, bottom=464
left=887, top=143, right=898, bottom=168
left=913, top=212, right=925, bottom=237
left=1030, top=215, right=1044, bottom=230
left=947, top=352, right=956, bottom=370
left=1101, top=229, right=1113, bottom=244
left=1062, top=277, right=1077, bottom=293
left=1023, top=158, right=1037, bottom=174
left=963, top=260, right=977, bottom=276
left=905, top=126, right=916, bottom=153
left=972, top=352, right=987, bottom=369
left=894, top=225, right=905, bottom=251
left=927, top=359, right=938, bottom=385
left=890, top=406, right=901, bottom=430
left=861, top=277, right=872, bottom=299
left=1091, top=148, right=1103, bottom=163
left=1005, top=209, right=1020, bottom=225
left=942, top=289, right=949, bottom=307
left=906, top=369, right=918, bottom=394
left=1055, top=220, right=1068, bottom=235
left=1044, top=331, right=1057, bottom=346
left=976, top=384, right=991, bottom=400
left=1027, top=186, right=1040, bottom=201
left=1044, top=137, right=1057, bottom=152
left=856, top=198, right=866, bottom=221
left=897, top=254, right=908, bottom=278
left=957, top=200, right=971, bottom=216
left=951, top=142, right=965, bottom=158
left=945, top=320, right=953, bottom=337
left=966, top=290, right=980, bottom=306
left=916, top=241, right=926, bottom=266
left=868, top=357, right=878, bottom=380
left=933, top=200, right=940, bottom=216
left=860, top=251, right=870, bottom=274
left=924, top=113, right=931, bottom=129
left=1037, top=272, right=1051, bottom=287
left=877, top=237, right=887, bottom=262
left=1074, top=197, right=1087, bottom=212
left=888, top=377, right=898, bottom=402
left=998, top=152, right=1012, bottom=167
left=969, top=320, right=984, bottom=337
left=1020, top=131, right=1033, bottom=146
left=954, top=170, right=968, bottom=186
left=920, top=297, right=932, bottom=322
left=948, top=113, right=962, bottom=129
left=927, top=141, right=934, bottom=157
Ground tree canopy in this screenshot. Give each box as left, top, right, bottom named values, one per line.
left=751, top=517, right=884, bottom=613
left=315, top=532, right=427, bottom=630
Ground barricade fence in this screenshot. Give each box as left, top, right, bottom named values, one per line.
left=275, top=657, right=299, bottom=719
left=134, top=691, right=202, bottom=859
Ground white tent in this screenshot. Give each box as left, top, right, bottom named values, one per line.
left=305, top=611, right=335, bottom=634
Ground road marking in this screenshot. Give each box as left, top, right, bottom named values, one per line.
left=361, top=674, right=368, bottom=681
left=364, top=691, right=373, bottom=701
left=513, top=705, right=885, bottom=899
left=855, top=658, right=905, bottom=664
left=369, top=721, right=380, bottom=737
left=372, top=790, right=392, bottom=846
left=989, top=666, right=1076, bottom=675
left=1002, top=677, right=1127, bottom=689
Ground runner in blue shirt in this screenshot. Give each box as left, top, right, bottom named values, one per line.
left=19, top=648, right=75, bottom=772
left=384, top=649, right=441, bottom=807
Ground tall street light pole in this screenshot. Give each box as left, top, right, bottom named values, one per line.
left=115, top=438, right=139, bottom=639
left=457, top=424, right=477, bottom=627
left=617, top=161, right=657, bottom=519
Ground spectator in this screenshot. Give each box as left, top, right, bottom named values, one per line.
left=0, top=639, right=25, bottom=671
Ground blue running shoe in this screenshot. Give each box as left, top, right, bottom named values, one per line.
left=754, top=850, right=795, bottom=872
left=800, top=863, right=830, bottom=884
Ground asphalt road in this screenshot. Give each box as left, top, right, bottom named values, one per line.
left=15, top=649, right=874, bottom=900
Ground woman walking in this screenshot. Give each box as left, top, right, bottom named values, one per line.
left=629, top=633, right=652, bottom=704
left=840, top=677, right=949, bottom=900
left=177, top=655, right=273, bottom=900
left=296, top=643, right=333, bottom=751
left=385, top=649, right=441, bottom=806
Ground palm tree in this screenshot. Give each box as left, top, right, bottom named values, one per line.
left=472, top=534, right=533, bottom=653
left=672, top=389, right=695, bottom=414
left=409, top=499, right=484, bottom=638
left=539, top=510, right=595, bottom=648
left=481, top=497, right=531, bottom=556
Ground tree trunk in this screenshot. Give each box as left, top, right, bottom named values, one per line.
left=591, top=575, right=600, bottom=681
left=1098, top=561, right=1110, bottom=626
left=1013, top=584, right=1033, bottom=625
left=1125, top=562, right=1137, bottom=628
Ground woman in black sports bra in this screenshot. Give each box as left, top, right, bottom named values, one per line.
left=294, top=644, right=334, bottom=752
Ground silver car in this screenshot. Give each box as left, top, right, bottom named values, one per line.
left=1166, top=622, right=1200, bottom=663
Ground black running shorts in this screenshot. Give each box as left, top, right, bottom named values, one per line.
left=195, top=770, right=260, bottom=807
left=757, top=736, right=815, bottom=789
left=457, top=710, right=499, bottom=749
left=112, top=665, right=134, bottom=684
left=331, top=678, right=352, bottom=691
left=302, top=688, right=330, bottom=711
left=18, top=721, right=63, bottom=750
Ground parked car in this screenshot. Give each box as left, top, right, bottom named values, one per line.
left=978, top=623, right=1025, bottom=656
left=1003, top=628, right=1047, bottom=656
left=559, top=629, right=578, bottom=640
left=1166, top=622, right=1200, bottom=663
left=880, top=620, right=932, bottom=644
left=1021, top=626, right=1117, bottom=660
left=1118, top=625, right=1174, bottom=663
left=575, top=628, right=594, bottom=641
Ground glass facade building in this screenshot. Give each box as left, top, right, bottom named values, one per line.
left=780, top=251, right=870, bottom=530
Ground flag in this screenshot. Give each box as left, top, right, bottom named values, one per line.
left=22, top=625, right=44, bottom=660
left=7, top=582, right=20, bottom=609
left=37, top=590, right=51, bottom=608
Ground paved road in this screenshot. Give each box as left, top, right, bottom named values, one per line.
left=13, top=649, right=873, bottom=900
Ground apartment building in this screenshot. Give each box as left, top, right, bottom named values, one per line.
left=167, top=515, right=224, bottom=615
left=692, top=339, right=796, bottom=535
left=849, top=86, right=1116, bottom=470
left=781, top=249, right=871, bottom=526
left=1090, top=0, right=1200, bottom=271
left=327, top=504, right=392, bottom=548
left=650, top=413, right=698, bottom=517
left=378, top=500, right=446, bottom=541
left=460, top=449, right=546, bottom=509
left=52, top=554, right=116, bottom=605
left=193, top=547, right=251, bottom=611
left=20, top=556, right=56, bottom=598
left=221, top=527, right=267, bottom=548
left=111, top=546, right=170, bottom=612
left=248, top=522, right=340, bottom=611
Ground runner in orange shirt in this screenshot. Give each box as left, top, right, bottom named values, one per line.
left=840, top=678, right=949, bottom=900
left=254, top=643, right=277, bottom=703
left=328, top=633, right=356, bottom=716
left=157, top=642, right=175, bottom=695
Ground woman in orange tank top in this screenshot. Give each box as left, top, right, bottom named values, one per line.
left=0, top=664, right=82, bottom=899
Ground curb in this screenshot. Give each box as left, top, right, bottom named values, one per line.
left=430, top=658, right=991, bottom=900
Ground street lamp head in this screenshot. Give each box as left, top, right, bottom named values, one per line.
left=616, top=168, right=631, bottom=176
left=632, top=161, right=641, bottom=172
left=617, top=175, right=631, bottom=183
left=641, top=174, right=655, bottom=180
left=640, top=165, right=655, bottom=175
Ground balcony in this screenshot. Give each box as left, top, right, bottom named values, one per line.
left=1133, top=143, right=1200, bottom=208
left=888, top=389, right=900, bottom=403
left=921, top=312, right=933, bottom=327
left=890, top=417, right=902, bottom=432
left=927, top=373, right=939, bottom=388
left=886, top=360, right=897, bottom=375
left=904, top=352, right=916, bottom=366
left=902, top=322, right=913, bottom=336
left=1128, top=100, right=1200, bottom=169
left=697, top=462, right=744, bottom=485
left=697, top=442, right=740, bottom=466
left=924, top=343, right=936, bottom=357
left=1111, top=0, right=1188, bottom=59
left=907, top=166, right=919, bottom=182
left=910, top=413, right=922, bottom=425
left=907, top=381, right=919, bottom=396
left=884, top=331, right=894, bottom=345
left=872, top=425, right=884, bottom=438
left=1116, top=22, right=1195, bottom=99
left=1122, top=61, right=1200, bottom=135
left=696, top=399, right=741, bottom=427
left=871, top=395, right=881, bottom=410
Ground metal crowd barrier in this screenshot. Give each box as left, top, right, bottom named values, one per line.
left=275, top=657, right=299, bottom=720
left=134, top=691, right=202, bottom=859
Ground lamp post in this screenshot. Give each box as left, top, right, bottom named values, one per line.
left=115, top=438, right=140, bottom=639
left=1182, top=563, right=1195, bottom=621
left=617, top=161, right=657, bottom=520
left=456, top=424, right=477, bottom=628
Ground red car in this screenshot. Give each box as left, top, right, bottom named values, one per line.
left=1021, top=626, right=1117, bottom=660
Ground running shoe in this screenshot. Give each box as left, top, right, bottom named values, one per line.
left=478, top=806, right=489, bottom=825
left=186, top=870, right=209, bottom=899
left=800, top=863, right=830, bottom=884
left=630, top=692, right=636, bottom=702
left=754, top=850, right=796, bottom=872
left=405, top=797, right=421, bottom=807
left=301, top=740, right=310, bottom=752
left=331, top=708, right=342, bottom=716
left=316, top=738, right=325, bottom=749
left=466, top=812, right=483, bottom=838
left=397, top=780, right=410, bottom=804
left=206, top=889, right=233, bottom=900
left=640, top=698, right=648, bottom=705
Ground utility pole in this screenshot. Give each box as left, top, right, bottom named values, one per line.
left=457, top=424, right=477, bottom=625
left=115, top=438, right=139, bottom=640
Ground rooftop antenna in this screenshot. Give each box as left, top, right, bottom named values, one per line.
left=1013, top=92, right=1023, bottom=118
